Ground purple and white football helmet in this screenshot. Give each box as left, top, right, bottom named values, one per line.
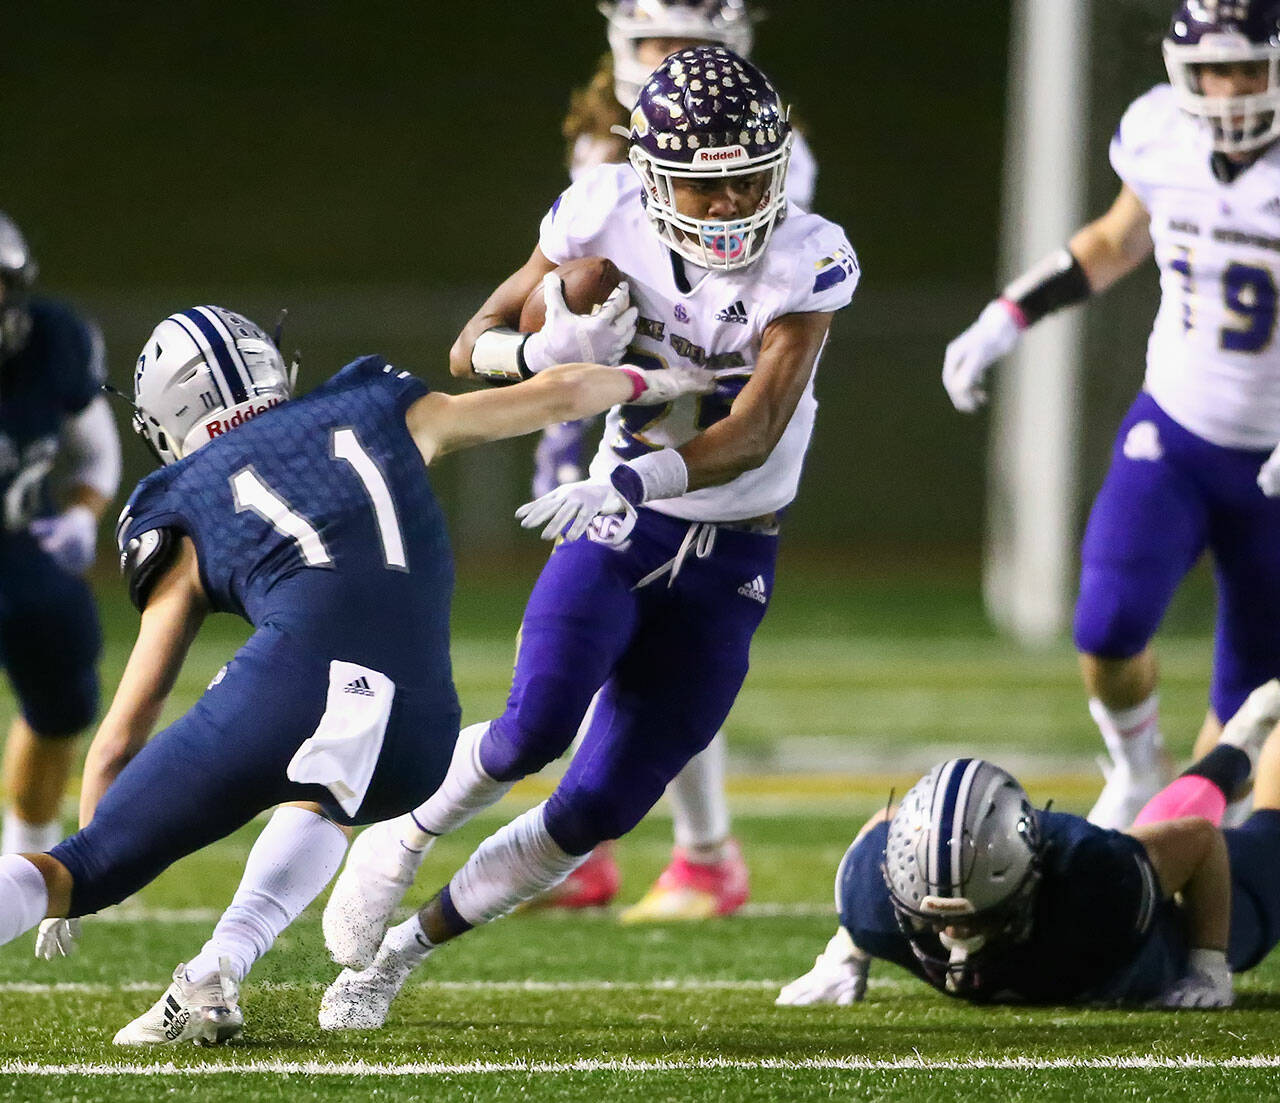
left=627, top=46, right=791, bottom=271
left=602, top=0, right=756, bottom=108
left=1164, top=0, right=1280, bottom=153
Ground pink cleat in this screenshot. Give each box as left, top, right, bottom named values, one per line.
left=619, top=839, right=749, bottom=923
left=532, top=842, right=621, bottom=909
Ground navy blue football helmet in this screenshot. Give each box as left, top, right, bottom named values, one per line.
left=626, top=46, right=791, bottom=271
left=0, top=212, right=36, bottom=360
left=1164, top=0, right=1280, bottom=153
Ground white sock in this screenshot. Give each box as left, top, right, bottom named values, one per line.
left=406, top=723, right=514, bottom=846
left=1089, top=695, right=1163, bottom=774
left=381, top=913, right=435, bottom=970
left=185, top=806, right=347, bottom=982
left=668, top=733, right=731, bottom=858
left=2, top=810, right=63, bottom=855
left=449, top=802, right=586, bottom=926
left=0, top=854, right=48, bottom=945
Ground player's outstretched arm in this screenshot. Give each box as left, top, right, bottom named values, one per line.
left=942, top=184, right=1153, bottom=414
left=78, top=537, right=208, bottom=827
left=1126, top=817, right=1234, bottom=1008
left=406, top=362, right=714, bottom=464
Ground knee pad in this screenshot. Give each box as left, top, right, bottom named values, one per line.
left=22, top=668, right=98, bottom=738
left=543, top=783, right=648, bottom=856
left=1072, top=564, right=1164, bottom=659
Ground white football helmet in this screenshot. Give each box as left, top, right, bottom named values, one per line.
left=1163, top=1, right=1280, bottom=155
left=0, top=211, right=37, bottom=359
left=602, top=0, right=756, bottom=108
left=132, top=306, right=293, bottom=465
left=883, top=758, right=1042, bottom=993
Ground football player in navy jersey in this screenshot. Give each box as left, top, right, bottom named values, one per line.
left=0, top=212, right=120, bottom=859
left=0, top=303, right=709, bottom=1045
left=776, top=682, right=1280, bottom=1010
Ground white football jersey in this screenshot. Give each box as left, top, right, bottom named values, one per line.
left=538, top=163, right=858, bottom=522
left=571, top=131, right=819, bottom=210
left=1113, top=84, right=1280, bottom=449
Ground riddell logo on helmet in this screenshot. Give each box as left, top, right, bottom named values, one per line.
left=205, top=398, right=284, bottom=439
left=693, top=147, right=748, bottom=164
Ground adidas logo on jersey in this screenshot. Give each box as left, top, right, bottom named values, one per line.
left=344, top=676, right=375, bottom=697
left=737, top=575, right=768, bottom=604
left=715, top=300, right=749, bottom=324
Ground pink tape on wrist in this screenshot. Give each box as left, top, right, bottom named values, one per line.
left=619, top=368, right=646, bottom=402
left=997, top=297, right=1029, bottom=331
left=1132, top=775, right=1228, bottom=828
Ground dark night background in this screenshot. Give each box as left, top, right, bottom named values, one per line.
left=2, top=2, right=1171, bottom=555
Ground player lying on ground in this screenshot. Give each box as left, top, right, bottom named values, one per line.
left=0, top=304, right=709, bottom=1046
left=944, top=0, right=1280, bottom=830
left=776, top=680, right=1280, bottom=1009
left=315, top=45, right=857, bottom=1030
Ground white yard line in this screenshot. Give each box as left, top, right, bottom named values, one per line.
left=0, top=977, right=908, bottom=994
left=2, top=1055, right=1279, bottom=1075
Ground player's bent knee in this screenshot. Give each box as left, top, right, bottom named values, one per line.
left=1073, top=566, right=1162, bottom=659
left=24, top=675, right=98, bottom=740
left=543, top=788, right=646, bottom=856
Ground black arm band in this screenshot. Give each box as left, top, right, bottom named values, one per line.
left=1000, top=248, right=1091, bottom=328
left=470, top=327, right=534, bottom=386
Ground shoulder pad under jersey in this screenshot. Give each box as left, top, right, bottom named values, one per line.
left=119, top=526, right=180, bottom=612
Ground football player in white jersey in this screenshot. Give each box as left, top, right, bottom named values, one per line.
left=318, top=46, right=859, bottom=1028
left=943, top=0, right=1280, bottom=829
left=534, top=0, right=821, bottom=919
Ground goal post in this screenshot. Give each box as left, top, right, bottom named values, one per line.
left=984, top=0, right=1092, bottom=646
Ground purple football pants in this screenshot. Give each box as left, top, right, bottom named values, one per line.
left=1074, top=391, right=1280, bottom=721
left=480, top=507, right=776, bottom=855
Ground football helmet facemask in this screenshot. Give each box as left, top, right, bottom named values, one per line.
left=0, top=212, right=37, bottom=361
left=627, top=46, right=791, bottom=272
left=132, top=306, right=293, bottom=465
left=1164, top=0, right=1280, bottom=154
left=602, top=0, right=756, bottom=108
left=882, top=758, right=1043, bottom=995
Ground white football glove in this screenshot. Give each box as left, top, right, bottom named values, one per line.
left=942, top=300, right=1023, bottom=413
left=29, top=504, right=97, bottom=575
left=516, top=478, right=634, bottom=544
left=523, top=274, right=639, bottom=373
left=776, top=927, right=871, bottom=1007
left=1158, top=948, right=1234, bottom=1009
left=1258, top=442, right=1280, bottom=497
left=34, top=917, right=82, bottom=960
left=628, top=364, right=717, bottom=405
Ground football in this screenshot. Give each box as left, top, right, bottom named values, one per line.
left=519, top=256, right=624, bottom=332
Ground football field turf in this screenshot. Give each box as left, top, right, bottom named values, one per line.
left=0, top=555, right=1273, bottom=1101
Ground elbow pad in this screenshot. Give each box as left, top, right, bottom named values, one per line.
left=120, top=527, right=179, bottom=612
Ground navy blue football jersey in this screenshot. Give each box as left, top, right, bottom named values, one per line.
left=116, top=356, right=456, bottom=694
left=838, top=812, right=1188, bottom=1005
left=0, top=297, right=105, bottom=535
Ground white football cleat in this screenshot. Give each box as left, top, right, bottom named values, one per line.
left=323, top=817, right=427, bottom=969
left=113, top=958, right=242, bottom=1046
left=1220, top=678, right=1280, bottom=765
left=1086, top=756, right=1170, bottom=830
left=318, top=940, right=418, bottom=1031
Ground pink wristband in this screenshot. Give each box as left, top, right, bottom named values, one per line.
left=619, top=368, right=647, bottom=402
left=996, top=297, right=1029, bottom=331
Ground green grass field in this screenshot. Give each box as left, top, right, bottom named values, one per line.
left=0, top=554, right=1271, bottom=1101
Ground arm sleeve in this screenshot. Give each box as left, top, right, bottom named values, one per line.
left=59, top=394, right=121, bottom=500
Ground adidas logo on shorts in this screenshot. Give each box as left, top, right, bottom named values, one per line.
left=715, top=300, right=749, bottom=324
left=344, top=676, right=375, bottom=697
left=737, top=574, right=768, bottom=604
